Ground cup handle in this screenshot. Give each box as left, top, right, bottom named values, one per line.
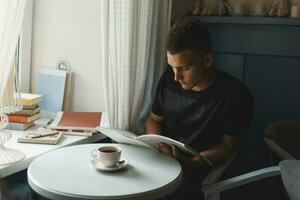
left=91, top=149, right=98, bottom=159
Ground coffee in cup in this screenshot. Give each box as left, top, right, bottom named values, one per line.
left=91, top=146, right=121, bottom=167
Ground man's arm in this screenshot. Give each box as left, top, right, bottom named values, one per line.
left=194, top=134, right=241, bottom=167
left=158, top=134, right=241, bottom=170
left=145, top=112, right=164, bottom=135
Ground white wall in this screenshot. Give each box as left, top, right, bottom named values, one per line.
left=30, top=0, right=190, bottom=112
left=30, top=0, right=104, bottom=112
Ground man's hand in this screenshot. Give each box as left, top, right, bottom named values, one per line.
left=156, top=142, right=194, bottom=169
left=156, top=142, right=173, bottom=156
left=156, top=142, right=214, bottom=170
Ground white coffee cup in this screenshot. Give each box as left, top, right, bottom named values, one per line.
left=91, top=146, right=121, bottom=167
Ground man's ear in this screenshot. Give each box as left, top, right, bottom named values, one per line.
left=204, top=53, right=214, bottom=68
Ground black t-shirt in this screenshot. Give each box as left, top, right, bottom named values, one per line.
left=152, top=67, right=254, bottom=152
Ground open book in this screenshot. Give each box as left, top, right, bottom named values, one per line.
left=96, top=127, right=198, bottom=156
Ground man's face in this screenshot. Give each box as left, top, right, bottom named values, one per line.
left=167, top=49, right=210, bottom=91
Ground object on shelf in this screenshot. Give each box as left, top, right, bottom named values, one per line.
left=231, top=3, right=247, bottom=16
left=268, top=0, right=290, bottom=17
left=190, top=0, right=207, bottom=15
left=215, top=0, right=233, bottom=16
left=290, top=5, right=299, bottom=17
left=251, top=4, right=268, bottom=16
left=278, top=0, right=290, bottom=17
left=190, top=0, right=233, bottom=16
left=205, top=0, right=233, bottom=16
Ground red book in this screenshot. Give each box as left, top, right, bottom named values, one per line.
left=8, top=113, right=41, bottom=123
left=60, top=112, right=101, bottom=128
left=49, top=112, right=102, bottom=131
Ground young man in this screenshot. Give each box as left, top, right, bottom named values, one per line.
left=145, top=19, right=254, bottom=199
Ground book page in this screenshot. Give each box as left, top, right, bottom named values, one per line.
left=138, top=134, right=198, bottom=156
left=96, top=127, right=153, bottom=149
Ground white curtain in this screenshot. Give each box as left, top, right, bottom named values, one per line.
left=0, top=0, right=27, bottom=113
left=100, top=0, right=172, bottom=133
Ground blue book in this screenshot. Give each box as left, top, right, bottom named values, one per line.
left=6, top=122, right=34, bottom=131
left=37, top=69, right=67, bottom=113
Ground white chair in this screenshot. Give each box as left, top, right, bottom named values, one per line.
left=202, top=160, right=300, bottom=200
left=264, top=119, right=300, bottom=160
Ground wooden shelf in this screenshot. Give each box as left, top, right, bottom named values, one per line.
left=188, top=16, right=300, bottom=26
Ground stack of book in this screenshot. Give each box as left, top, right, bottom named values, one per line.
left=6, top=93, right=43, bottom=131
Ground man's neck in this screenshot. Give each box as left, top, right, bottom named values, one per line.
left=191, top=68, right=216, bottom=92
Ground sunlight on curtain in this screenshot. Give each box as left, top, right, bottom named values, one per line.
left=0, top=0, right=26, bottom=114
left=0, top=0, right=27, bottom=166
left=100, top=0, right=172, bottom=132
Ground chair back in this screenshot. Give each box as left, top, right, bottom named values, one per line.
left=265, top=119, right=300, bottom=159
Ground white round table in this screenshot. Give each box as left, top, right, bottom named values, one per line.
left=28, top=144, right=182, bottom=200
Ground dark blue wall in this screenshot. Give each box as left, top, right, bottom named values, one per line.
left=191, top=16, right=300, bottom=173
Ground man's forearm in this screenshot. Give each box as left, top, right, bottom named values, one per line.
left=145, top=116, right=162, bottom=134
left=196, top=143, right=236, bottom=168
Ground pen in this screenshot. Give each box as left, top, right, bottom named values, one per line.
left=26, top=131, right=58, bottom=138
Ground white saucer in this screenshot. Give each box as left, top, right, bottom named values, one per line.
left=90, top=159, right=128, bottom=172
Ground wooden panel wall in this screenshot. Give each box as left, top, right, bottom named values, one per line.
left=199, top=17, right=300, bottom=179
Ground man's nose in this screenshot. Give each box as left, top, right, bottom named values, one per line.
left=174, top=70, right=182, bottom=81
left=174, top=70, right=180, bottom=81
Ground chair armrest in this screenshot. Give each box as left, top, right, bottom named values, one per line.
left=202, top=166, right=280, bottom=199
left=201, top=155, right=236, bottom=187
left=264, top=138, right=295, bottom=159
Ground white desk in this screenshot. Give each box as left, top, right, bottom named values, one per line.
left=1, top=130, right=106, bottom=178
left=28, top=143, right=182, bottom=200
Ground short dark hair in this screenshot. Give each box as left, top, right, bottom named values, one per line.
left=166, top=19, right=212, bottom=54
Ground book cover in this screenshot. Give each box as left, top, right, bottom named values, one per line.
left=96, top=127, right=198, bottom=156
left=6, top=122, right=34, bottom=131
left=8, top=113, right=41, bottom=123
left=20, top=93, right=43, bottom=106
left=37, top=68, right=67, bottom=113
left=14, top=106, right=40, bottom=116
left=17, top=132, right=64, bottom=144
left=49, top=112, right=102, bottom=131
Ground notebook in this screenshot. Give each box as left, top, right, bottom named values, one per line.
left=48, top=112, right=102, bottom=136
left=37, top=68, right=67, bottom=113
left=17, top=132, right=64, bottom=144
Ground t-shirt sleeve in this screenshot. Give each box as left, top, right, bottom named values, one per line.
left=223, top=86, right=254, bottom=137
left=151, top=70, right=168, bottom=116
